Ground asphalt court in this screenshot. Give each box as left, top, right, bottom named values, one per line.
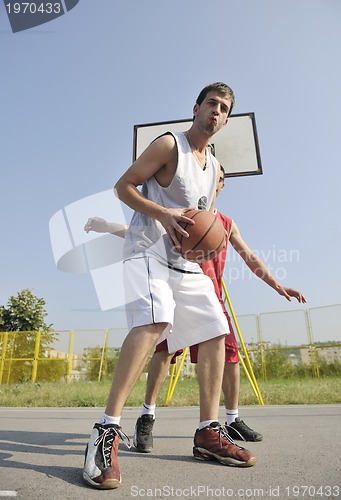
left=0, top=405, right=340, bottom=499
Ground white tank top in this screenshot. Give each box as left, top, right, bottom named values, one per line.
left=123, top=131, right=219, bottom=272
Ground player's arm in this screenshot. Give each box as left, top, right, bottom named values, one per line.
left=114, top=134, right=194, bottom=247
left=229, top=221, right=306, bottom=303
left=84, top=217, right=128, bottom=238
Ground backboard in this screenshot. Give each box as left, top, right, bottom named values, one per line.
left=133, top=112, right=262, bottom=177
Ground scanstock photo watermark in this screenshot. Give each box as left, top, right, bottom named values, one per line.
left=225, top=245, right=300, bottom=282
left=130, top=484, right=340, bottom=498
left=3, top=0, right=80, bottom=32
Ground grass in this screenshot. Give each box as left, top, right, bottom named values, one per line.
left=0, top=376, right=340, bottom=407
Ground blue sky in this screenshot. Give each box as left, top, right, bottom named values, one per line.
left=1, top=0, right=340, bottom=346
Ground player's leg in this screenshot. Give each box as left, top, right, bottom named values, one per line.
left=83, top=323, right=167, bottom=489
left=222, top=331, right=240, bottom=425
left=145, top=345, right=178, bottom=406
left=83, top=257, right=175, bottom=488
left=134, top=345, right=174, bottom=453
left=105, top=323, right=168, bottom=416
left=172, top=273, right=256, bottom=467
left=197, top=334, right=225, bottom=422
left=222, top=361, right=240, bottom=415
left=222, top=321, right=263, bottom=442
left=193, top=336, right=256, bottom=467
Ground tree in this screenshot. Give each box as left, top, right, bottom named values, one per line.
left=83, top=346, right=119, bottom=381
left=0, top=289, right=52, bottom=332
left=0, top=289, right=64, bottom=383
left=251, top=344, right=295, bottom=380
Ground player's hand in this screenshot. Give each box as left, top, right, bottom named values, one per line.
left=277, top=286, right=307, bottom=303
left=84, top=217, right=110, bottom=234
left=158, top=208, right=195, bottom=249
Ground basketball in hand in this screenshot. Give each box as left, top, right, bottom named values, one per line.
left=177, top=209, right=226, bottom=262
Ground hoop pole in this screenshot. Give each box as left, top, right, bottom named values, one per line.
left=0, top=332, right=9, bottom=385
left=238, top=352, right=260, bottom=401
left=32, top=330, right=41, bottom=383
left=165, top=347, right=189, bottom=405
left=98, top=329, right=109, bottom=382
left=222, top=279, right=264, bottom=405
left=165, top=362, right=177, bottom=405
left=66, top=330, right=74, bottom=383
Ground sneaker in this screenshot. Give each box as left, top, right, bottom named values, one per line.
left=83, top=423, right=130, bottom=489
left=193, top=421, right=256, bottom=467
left=225, top=418, right=263, bottom=442
left=133, top=415, right=155, bottom=453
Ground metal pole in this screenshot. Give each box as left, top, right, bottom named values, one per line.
left=305, top=309, right=320, bottom=378
left=0, top=332, right=9, bottom=385
left=66, top=330, right=75, bottom=383
left=31, top=330, right=41, bottom=383
left=256, top=314, right=267, bottom=381
left=98, top=329, right=109, bottom=382
left=165, top=348, right=189, bottom=405
left=222, top=279, right=264, bottom=405
left=165, top=362, right=177, bottom=405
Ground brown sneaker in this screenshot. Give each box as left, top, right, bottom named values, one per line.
left=83, top=423, right=131, bottom=489
left=193, top=421, right=256, bottom=467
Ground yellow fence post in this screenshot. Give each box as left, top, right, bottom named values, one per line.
left=305, top=309, right=320, bottom=378
left=165, top=362, right=177, bottom=405
left=6, top=332, right=16, bottom=384
left=238, top=353, right=260, bottom=401
left=31, top=330, right=41, bottom=383
left=165, top=348, right=189, bottom=406
left=256, top=314, right=267, bottom=381
left=222, top=279, right=264, bottom=405
left=66, top=330, right=75, bottom=383
left=98, top=329, right=109, bottom=382
left=164, top=279, right=264, bottom=406
left=0, top=332, right=9, bottom=385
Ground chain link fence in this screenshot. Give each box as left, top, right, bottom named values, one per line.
left=1, top=306, right=340, bottom=384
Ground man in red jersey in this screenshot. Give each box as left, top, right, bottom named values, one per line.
left=85, top=165, right=305, bottom=456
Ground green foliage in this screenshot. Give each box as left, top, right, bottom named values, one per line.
left=0, top=289, right=62, bottom=383
left=249, top=344, right=341, bottom=381
left=251, top=347, right=295, bottom=380
left=83, top=346, right=119, bottom=381
left=263, top=348, right=295, bottom=379
left=316, top=359, right=341, bottom=377
left=0, top=289, right=52, bottom=332
left=0, top=306, right=5, bottom=328
left=0, top=376, right=340, bottom=407
left=36, top=359, right=67, bottom=382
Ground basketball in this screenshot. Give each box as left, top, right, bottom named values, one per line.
left=177, top=209, right=226, bottom=262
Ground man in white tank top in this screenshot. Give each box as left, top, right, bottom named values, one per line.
left=83, top=83, right=257, bottom=490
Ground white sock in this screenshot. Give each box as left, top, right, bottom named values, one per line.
left=198, top=419, right=216, bottom=430
left=99, top=413, right=121, bottom=426
left=226, top=409, right=238, bottom=425
left=140, top=402, right=156, bottom=418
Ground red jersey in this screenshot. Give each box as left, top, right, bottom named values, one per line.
left=156, top=211, right=238, bottom=363
left=200, top=211, right=232, bottom=304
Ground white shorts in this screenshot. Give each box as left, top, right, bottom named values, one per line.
left=123, top=256, right=230, bottom=353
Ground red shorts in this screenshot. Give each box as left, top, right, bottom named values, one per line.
left=155, top=312, right=239, bottom=364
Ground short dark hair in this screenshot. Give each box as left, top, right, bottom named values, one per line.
left=196, top=82, right=235, bottom=116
